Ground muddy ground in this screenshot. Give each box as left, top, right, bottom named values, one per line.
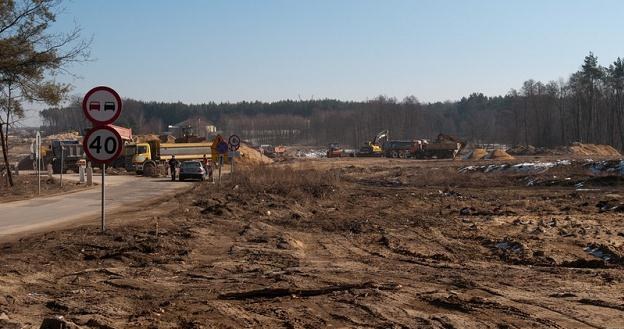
left=0, top=157, right=623, bottom=328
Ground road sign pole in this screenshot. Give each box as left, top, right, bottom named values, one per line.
left=218, top=155, right=223, bottom=185
left=101, top=163, right=106, bottom=232
left=36, top=131, right=40, bottom=195
left=60, top=144, right=64, bottom=188
left=37, top=152, right=40, bottom=196
left=81, top=86, right=123, bottom=234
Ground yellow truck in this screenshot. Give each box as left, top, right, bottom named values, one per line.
left=132, top=140, right=213, bottom=176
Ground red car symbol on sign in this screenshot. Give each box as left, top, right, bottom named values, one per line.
left=89, top=101, right=100, bottom=111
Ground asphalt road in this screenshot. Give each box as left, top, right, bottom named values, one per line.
left=0, top=174, right=195, bottom=237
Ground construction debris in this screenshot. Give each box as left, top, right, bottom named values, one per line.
left=486, top=149, right=515, bottom=160
left=464, top=148, right=488, bottom=160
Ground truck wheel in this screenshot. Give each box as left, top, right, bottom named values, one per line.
left=399, top=151, right=408, bottom=159
left=143, top=163, right=156, bottom=177
left=391, top=151, right=399, bottom=158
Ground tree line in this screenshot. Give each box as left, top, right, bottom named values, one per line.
left=40, top=53, right=624, bottom=150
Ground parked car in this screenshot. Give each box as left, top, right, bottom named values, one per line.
left=179, top=160, right=206, bottom=181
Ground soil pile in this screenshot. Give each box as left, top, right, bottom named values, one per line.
left=44, top=131, right=80, bottom=141
left=565, top=143, right=621, bottom=157
left=486, top=149, right=515, bottom=160
left=464, top=148, right=488, bottom=160
left=238, top=143, right=273, bottom=166
left=134, top=134, right=160, bottom=143
left=506, top=145, right=543, bottom=155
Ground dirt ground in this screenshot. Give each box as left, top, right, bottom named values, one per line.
left=0, top=157, right=623, bottom=328
left=0, top=174, right=89, bottom=203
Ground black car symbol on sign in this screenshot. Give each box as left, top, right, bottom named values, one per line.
left=104, top=102, right=115, bottom=111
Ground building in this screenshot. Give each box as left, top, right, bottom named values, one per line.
left=167, top=116, right=217, bottom=140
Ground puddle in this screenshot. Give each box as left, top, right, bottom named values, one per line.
left=495, top=241, right=523, bottom=253
left=584, top=245, right=616, bottom=262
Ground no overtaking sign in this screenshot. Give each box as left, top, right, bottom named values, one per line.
left=82, top=86, right=123, bottom=125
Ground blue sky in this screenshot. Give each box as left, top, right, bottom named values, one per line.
left=46, top=0, right=624, bottom=105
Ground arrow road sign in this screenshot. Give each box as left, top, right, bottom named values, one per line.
left=83, top=125, right=123, bottom=164
left=82, top=86, right=123, bottom=125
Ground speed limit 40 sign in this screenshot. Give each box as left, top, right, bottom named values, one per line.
left=83, top=125, right=123, bottom=163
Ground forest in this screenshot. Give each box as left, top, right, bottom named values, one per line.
left=40, top=52, right=624, bottom=149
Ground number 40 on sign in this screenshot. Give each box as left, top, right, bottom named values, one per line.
left=83, top=125, right=123, bottom=163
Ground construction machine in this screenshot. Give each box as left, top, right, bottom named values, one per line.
left=357, top=130, right=388, bottom=157
left=412, top=134, right=466, bottom=159
left=382, top=140, right=416, bottom=158
left=42, top=140, right=85, bottom=174
left=132, top=140, right=212, bottom=176
left=326, top=143, right=344, bottom=158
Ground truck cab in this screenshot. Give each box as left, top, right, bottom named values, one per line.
left=133, top=142, right=156, bottom=174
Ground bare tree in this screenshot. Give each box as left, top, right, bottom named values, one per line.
left=0, top=0, right=90, bottom=186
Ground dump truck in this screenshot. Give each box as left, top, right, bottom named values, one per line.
left=412, top=134, right=465, bottom=159
left=357, top=130, right=388, bottom=157
left=382, top=140, right=416, bottom=158
left=132, top=140, right=212, bottom=176
left=382, top=134, right=465, bottom=159
left=42, top=140, right=86, bottom=174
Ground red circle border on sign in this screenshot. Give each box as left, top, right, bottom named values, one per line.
left=82, top=86, right=123, bottom=125
left=82, top=125, right=124, bottom=164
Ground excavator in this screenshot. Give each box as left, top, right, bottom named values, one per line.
left=356, top=130, right=389, bottom=157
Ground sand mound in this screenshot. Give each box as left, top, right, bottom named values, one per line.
left=507, top=145, right=540, bottom=156
left=486, top=149, right=515, bottom=160
left=464, top=148, right=488, bottom=160
left=566, top=143, right=620, bottom=157
left=238, top=143, right=273, bottom=166
left=134, top=134, right=161, bottom=143
left=44, top=131, right=80, bottom=140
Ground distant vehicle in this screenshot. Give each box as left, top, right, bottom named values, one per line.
left=382, top=140, right=415, bottom=158
left=382, top=134, right=465, bottom=159
left=412, top=134, right=465, bottom=159
left=357, top=129, right=388, bottom=157
left=132, top=140, right=212, bottom=176
left=327, top=143, right=355, bottom=158
left=259, top=144, right=275, bottom=157
left=178, top=160, right=206, bottom=181
left=43, top=140, right=85, bottom=174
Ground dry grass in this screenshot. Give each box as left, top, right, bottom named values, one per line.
left=230, top=165, right=339, bottom=198
left=0, top=175, right=88, bottom=202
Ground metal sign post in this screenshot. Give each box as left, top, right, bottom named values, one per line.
left=102, top=163, right=106, bottom=232
left=35, top=131, right=41, bottom=195
left=218, top=155, right=223, bottom=185
left=228, top=135, right=241, bottom=175
left=83, top=126, right=123, bottom=233
left=60, top=144, right=64, bottom=188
